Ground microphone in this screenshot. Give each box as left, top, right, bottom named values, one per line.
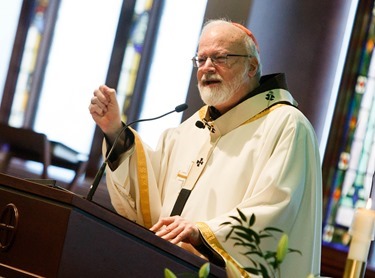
left=86, top=103, right=188, bottom=201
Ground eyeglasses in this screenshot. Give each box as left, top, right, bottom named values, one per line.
left=191, top=54, right=252, bottom=68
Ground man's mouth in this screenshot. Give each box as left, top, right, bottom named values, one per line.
left=202, top=79, right=221, bottom=86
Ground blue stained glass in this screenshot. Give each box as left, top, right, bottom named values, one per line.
left=323, top=3, right=375, bottom=255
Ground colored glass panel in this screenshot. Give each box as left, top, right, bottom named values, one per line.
left=9, top=0, right=49, bottom=127
left=323, top=4, right=375, bottom=252
left=117, top=0, right=153, bottom=122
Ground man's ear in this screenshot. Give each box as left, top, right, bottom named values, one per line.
left=247, top=57, right=259, bottom=78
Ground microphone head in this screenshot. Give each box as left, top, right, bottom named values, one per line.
left=175, top=103, right=188, bottom=113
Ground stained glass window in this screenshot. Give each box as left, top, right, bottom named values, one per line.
left=0, top=0, right=22, bottom=103
left=323, top=2, right=375, bottom=255
left=117, top=0, right=153, bottom=123
left=9, top=0, right=49, bottom=127
left=6, top=0, right=150, bottom=156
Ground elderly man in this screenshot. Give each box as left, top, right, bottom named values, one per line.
left=89, top=19, right=322, bottom=277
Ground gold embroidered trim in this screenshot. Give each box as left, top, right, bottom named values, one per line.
left=242, top=103, right=286, bottom=125
left=134, top=132, right=152, bottom=228
left=196, top=222, right=250, bottom=277
left=198, top=106, right=209, bottom=120
left=199, top=103, right=286, bottom=126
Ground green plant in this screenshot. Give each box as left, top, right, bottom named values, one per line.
left=220, top=208, right=301, bottom=278
left=164, top=209, right=304, bottom=278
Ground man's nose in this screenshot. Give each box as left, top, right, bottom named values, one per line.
left=200, top=57, right=216, bottom=71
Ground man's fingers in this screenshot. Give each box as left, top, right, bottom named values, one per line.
left=90, top=97, right=107, bottom=112
left=99, top=85, right=117, bottom=104
left=149, top=216, right=201, bottom=246
left=150, top=220, right=165, bottom=232
left=89, top=103, right=107, bottom=117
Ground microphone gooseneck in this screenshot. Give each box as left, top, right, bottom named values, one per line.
left=86, top=103, right=188, bottom=201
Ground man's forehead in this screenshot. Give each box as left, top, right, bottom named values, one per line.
left=198, top=28, right=246, bottom=52
left=200, top=21, right=259, bottom=53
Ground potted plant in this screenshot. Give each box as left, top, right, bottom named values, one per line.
left=165, top=208, right=306, bottom=278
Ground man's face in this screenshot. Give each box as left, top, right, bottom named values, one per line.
left=196, top=24, right=251, bottom=111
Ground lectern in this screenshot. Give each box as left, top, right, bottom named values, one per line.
left=0, top=173, right=226, bottom=277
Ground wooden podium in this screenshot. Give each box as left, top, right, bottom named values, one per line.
left=0, top=173, right=226, bottom=277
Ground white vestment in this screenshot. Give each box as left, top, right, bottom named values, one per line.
left=104, top=86, right=322, bottom=278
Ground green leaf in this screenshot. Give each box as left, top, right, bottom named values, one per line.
left=234, top=243, right=259, bottom=251
left=288, top=248, right=302, bottom=256
left=263, top=227, right=283, bottom=233
left=263, top=251, right=276, bottom=260
left=249, top=213, right=256, bottom=226
left=229, top=215, right=243, bottom=224
left=258, top=234, right=273, bottom=239
left=232, top=236, right=246, bottom=244
left=231, top=223, right=249, bottom=228
left=243, top=266, right=262, bottom=275
left=233, top=229, right=252, bottom=237
left=259, top=263, right=271, bottom=278
left=232, top=226, right=260, bottom=239
left=243, top=250, right=263, bottom=257
left=198, top=262, right=210, bottom=278
left=224, top=228, right=234, bottom=241
left=234, top=231, right=260, bottom=244
left=164, top=268, right=177, bottom=278
left=237, top=208, right=248, bottom=222
left=239, top=243, right=258, bottom=250
left=230, top=225, right=250, bottom=232
left=270, top=257, right=279, bottom=269
left=248, top=257, right=259, bottom=267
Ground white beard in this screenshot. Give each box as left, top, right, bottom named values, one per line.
left=198, top=69, right=248, bottom=107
